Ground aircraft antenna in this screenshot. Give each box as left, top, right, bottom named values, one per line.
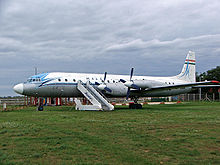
left=35, top=67, right=38, bottom=75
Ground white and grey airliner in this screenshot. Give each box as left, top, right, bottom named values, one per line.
left=13, top=51, right=219, bottom=110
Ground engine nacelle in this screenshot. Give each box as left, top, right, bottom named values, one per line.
left=97, top=84, right=106, bottom=91
left=98, top=83, right=127, bottom=96
left=124, top=80, right=159, bottom=89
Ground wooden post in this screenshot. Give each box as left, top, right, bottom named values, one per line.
left=3, top=103, right=6, bottom=111
left=56, top=98, right=59, bottom=106
left=65, top=98, right=67, bottom=105
left=199, top=76, right=202, bottom=101
left=219, top=88, right=220, bottom=102
left=48, top=97, right=52, bottom=105
left=60, top=98, right=62, bottom=106
left=35, top=97, right=38, bottom=105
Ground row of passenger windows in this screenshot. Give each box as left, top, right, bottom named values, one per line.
left=28, top=78, right=175, bottom=85
left=58, top=78, right=76, bottom=82
left=57, top=78, right=119, bottom=83
left=28, top=77, right=175, bottom=85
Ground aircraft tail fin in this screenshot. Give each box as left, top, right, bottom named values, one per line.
left=176, top=51, right=196, bottom=82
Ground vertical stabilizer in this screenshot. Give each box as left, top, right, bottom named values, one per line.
left=176, top=51, right=196, bottom=82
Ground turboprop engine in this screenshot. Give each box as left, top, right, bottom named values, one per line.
left=124, top=79, right=154, bottom=89
left=97, top=83, right=127, bottom=96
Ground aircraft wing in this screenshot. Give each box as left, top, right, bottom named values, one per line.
left=147, top=81, right=219, bottom=91
left=192, top=85, right=220, bottom=88
left=131, top=81, right=219, bottom=93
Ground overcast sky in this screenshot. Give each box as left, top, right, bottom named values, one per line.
left=0, top=0, right=220, bottom=96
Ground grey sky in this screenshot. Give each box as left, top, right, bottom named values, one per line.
left=0, top=0, right=220, bottom=96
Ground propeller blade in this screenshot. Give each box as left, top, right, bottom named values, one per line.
left=104, top=72, right=107, bottom=82
left=126, top=88, right=130, bottom=100
left=130, top=68, right=134, bottom=81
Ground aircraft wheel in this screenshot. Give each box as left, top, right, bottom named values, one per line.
left=38, top=106, right=44, bottom=111
left=129, top=103, right=142, bottom=109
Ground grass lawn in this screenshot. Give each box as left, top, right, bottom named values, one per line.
left=0, top=102, right=220, bottom=165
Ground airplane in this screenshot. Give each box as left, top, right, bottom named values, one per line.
left=13, top=51, right=219, bottom=110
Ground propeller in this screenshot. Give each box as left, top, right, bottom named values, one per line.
left=130, top=68, right=134, bottom=81
left=125, top=68, right=141, bottom=100
left=126, top=68, right=134, bottom=100
left=97, top=72, right=112, bottom=93
left=104, top=72, right=107, bottom=82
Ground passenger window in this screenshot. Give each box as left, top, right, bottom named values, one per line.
left=58, top=79, right=61, bottom=81
left=107, top=80, right=110, bottom=83
left=65, top=79, right=68, bottom=82
left=73, top=79, right=76, bottom=82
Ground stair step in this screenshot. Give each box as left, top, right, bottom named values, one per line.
left=74, top=81, right=114, bottom=111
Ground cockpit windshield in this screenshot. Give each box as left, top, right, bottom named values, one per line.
left=27, top=78, right=41, bottom=82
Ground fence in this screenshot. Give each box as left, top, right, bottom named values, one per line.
left=0, top=93, right=219, bottom=109
left=0, top=97, right=27, bottom=105
left=176, top=93, right=220, bottom=102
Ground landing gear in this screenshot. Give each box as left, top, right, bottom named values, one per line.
left=129, top=96, right=142, bottom=109
left=37, top=98, right=44, bottom=111
left=129, top=103, right=142, bottom=109
left=38, top=105, right=44, bottom=111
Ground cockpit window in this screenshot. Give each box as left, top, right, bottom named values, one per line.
left=27, top=78, right=41, bottom=82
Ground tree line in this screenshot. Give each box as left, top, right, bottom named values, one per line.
left=196, top=66, right=220, bottom=98
left=197, top=66, right=220, bottom=82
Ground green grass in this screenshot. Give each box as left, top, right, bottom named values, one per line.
left=0, top=102, right=220, bottom=165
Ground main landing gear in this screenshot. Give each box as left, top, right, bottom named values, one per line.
left=129, top=96, right=142, bottom=109
left=37, top=98, right=44, bottom=111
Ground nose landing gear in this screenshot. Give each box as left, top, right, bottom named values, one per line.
left=37, top=98, right=44, bottom=111
left=129, top=96, right=142, bottom=109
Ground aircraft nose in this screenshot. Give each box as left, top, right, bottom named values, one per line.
left=13, top=83, right=24, bottom=95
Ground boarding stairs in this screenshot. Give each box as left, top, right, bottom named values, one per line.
left=74, top=81, right=114, bottom=111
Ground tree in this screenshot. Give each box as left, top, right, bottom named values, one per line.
left=196, top=66, right=220, bottom=101
left=198, top=66, right=220, bottom=81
